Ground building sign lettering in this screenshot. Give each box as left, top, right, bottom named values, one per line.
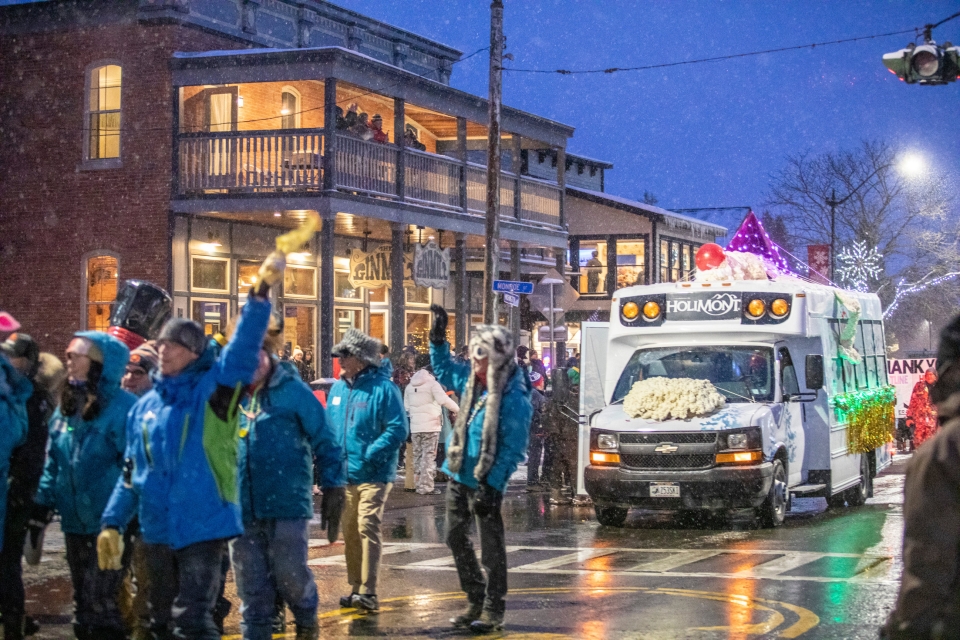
left=413, top=241, right=450, bottom=289
left=347, top=245, right=413, bottom=288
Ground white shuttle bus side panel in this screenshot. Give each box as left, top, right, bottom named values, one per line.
left=578, top=322, right=609, bottom=495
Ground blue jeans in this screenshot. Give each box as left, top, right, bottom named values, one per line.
left=230, top=519, right=317, bottom=639
left=144, top=538, right=228, bottom=640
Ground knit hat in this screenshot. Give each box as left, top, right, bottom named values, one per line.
left=332, top=329, right=382, bottom=367
left=157, top=318, right=207, bottom=357
left=1, top=333, right=39, bottom=367
left=0, top=311, right=20, bottom=334
left=128, top=341, right=159, bottom=374
left=516, top=345, right=529, bottom=360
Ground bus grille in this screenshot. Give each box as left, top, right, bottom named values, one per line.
left=618, top=433, right=717, bottom=445
left=620, top=454, right=715, bottom=470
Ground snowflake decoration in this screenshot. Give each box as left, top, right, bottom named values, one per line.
left=837, top=241, right=882, bottom=292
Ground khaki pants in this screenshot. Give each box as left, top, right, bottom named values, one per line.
left=343, top=483, right=392, bottom=595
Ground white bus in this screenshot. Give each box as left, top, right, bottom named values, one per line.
left=578, top=276, right=893, bottom=528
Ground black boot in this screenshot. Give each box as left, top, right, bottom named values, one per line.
left=72, top=623, right=91, bottom=640
left=470, top=608, right=504, bottom=633
left=450, top=601, right=483, bottom=628
left=89, top=627, right=127, bottom=640
left=4, top=614, right=25, bottom=640
left=23, top=616, right=40, bottom=637
left=295, top=625, right=320, bottom=640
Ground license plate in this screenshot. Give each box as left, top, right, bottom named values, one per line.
left=650, top=482, right=680, bottom=498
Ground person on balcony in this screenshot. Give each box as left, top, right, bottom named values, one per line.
left=369, top=114, right=389, bottom=144
left=352, top=113, right=374, bottom=141
left=404, top=125, right=427, bottom=151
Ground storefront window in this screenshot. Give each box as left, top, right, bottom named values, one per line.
left=659, top=239, right=699, bottom=283
left=577, top=240, right=607, bottom=294
left=615, top=240, right=645, bottom=290
left=335, top=271, right=361, bottom=300
left=192, top=256, right=228, bottom=292
left=285, top=265, right=317, bottom=298
left=369, top=311, right=386, bottom=343
left=405, top=285, right=430, bottom=305
left=283, top=305, right=315, bottom=359
left=406, top=312, right=431, bottom=352
left=368, top=286, right=387, bottom=303
left=192, top=300, right=228, bottom=336
left=237, top=260, right=259, bottom=291
left=85, top=255, right=118, bottom=331
left=336, top=308, right=362, bottom=344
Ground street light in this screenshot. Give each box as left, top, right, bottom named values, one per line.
left=899, top=153, right=926, bottom=179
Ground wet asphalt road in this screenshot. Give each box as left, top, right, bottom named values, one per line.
left=23, top=456, right=906, bottom=639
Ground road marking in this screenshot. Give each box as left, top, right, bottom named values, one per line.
left=308, top=540, right=898, bottom=584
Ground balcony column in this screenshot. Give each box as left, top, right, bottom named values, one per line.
left=319, top=215, right=335, bottom=377
left=394, top=97, right=405, bottom=200
left=606, top=235, right=617, bottom=295
left=454, top=232, right=467, bottom=348
left=390, top=223, right=406, bottom=355
left=556, top=146, right=566, bottom=228
left=512, top=134, right=522, bottom=220
left=568, top=237, right=579, bottom=292
left=323, top=78, right=337, bottom=191
left=509, top=241, right=520, bottom=345
left=651, top=220, right=659, bottom=283
left=457, top=117, right=467, bottom=212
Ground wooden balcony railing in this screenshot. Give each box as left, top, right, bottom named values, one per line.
left=178, top=130, right=562, bottom=229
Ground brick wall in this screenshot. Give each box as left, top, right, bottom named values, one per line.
left=0, top=19, right=244, bottom=353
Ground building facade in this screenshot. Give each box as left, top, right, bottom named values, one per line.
left=0, top=0, right=574, bottom=376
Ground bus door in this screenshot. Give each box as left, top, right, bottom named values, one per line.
left=777, top=344, right=806, bottom=486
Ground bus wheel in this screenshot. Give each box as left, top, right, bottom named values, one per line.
left=757, top=459, right=787, bottom=528
left=595, top=505, right=628, bottom=527
left=845, top=454, right=872, bottom=507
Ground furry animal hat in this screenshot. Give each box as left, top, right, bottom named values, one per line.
left=332, top=328, right=383, bottom=368
left=447, top=324, right=516, bottom=482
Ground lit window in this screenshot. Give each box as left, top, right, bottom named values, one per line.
left=86, top=255, right=118, bottom=331
left=281, top=87, right=300, bottom=129
left=191, top=257, right=229, bottom=292
left=86, top=65, right=122, bottom=160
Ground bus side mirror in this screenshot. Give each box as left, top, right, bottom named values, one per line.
left=805, top=355, right=824, bottom=390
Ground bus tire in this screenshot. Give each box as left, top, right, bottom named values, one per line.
left=845, top=454, right=871, bottom=507
left=595, top=505, right=628, bottom=527
left=757, top=458, right=787, bottom=528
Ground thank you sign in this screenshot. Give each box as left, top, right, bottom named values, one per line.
left=665, top=292, right=741, bottom=321
left=413, top=241, right=450, bottom=289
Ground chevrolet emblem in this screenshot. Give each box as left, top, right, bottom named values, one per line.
left=654, top=443, right=679, bottom=454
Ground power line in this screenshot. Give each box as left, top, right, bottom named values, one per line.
left=502, top=26, right=929, bottom=76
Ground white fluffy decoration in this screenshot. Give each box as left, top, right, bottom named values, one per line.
left=696, top=251, right=771, bottom=282
left=623, top=377, right=727, bottom=421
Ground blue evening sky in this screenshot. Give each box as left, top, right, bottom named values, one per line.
left=337, top=0, right=960, bottom=227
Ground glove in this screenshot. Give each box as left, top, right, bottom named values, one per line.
left=251, top=250, right=286, bottom=298
left=97, top=528, right=124, bottom=571
left=429, top=304, right=448, bottom=345
left=320, top=486, right=346, bottom=544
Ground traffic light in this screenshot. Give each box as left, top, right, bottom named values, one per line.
left=883, top=41, right=960, bottom=85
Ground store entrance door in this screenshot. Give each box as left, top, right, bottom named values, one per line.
left=284, top=305, right=316, bottom=380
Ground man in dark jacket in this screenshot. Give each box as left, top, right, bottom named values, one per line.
left=0, top=335, right=64, bottom=640
left=231, top=340, right=345, bottom=640
left=544, top=368, right=579, bottom=506
left=429, top=305, right=532, bottom=633
left=525, top=372, right=547, bottom=490
left=100, top=282, right=272, bottom=640
left=327, top=329, right=408, bottom=613
left=882, top=314, right=960, bottom=639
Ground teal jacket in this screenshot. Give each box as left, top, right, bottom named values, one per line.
left=430, top=342, right=532, bottom=493
left=101, top=296, right=271, bottom=549
left=238, top=359, right=344, bottom=523
left=0, top=355, right=30, bottom=549
left=35, top=332, right=135, bottom=535
left=326, top=365, right=408, bottom=485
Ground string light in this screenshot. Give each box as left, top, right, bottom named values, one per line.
left=884, top=271, right=960, bottom=319
left=833, top=386, right=896, bottom=454
left=724, top=212, right=790, bottom=274
left=836, top=241, right=882, bottom=292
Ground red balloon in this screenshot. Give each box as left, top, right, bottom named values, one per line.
left=695, top=243, right=726, bottom=271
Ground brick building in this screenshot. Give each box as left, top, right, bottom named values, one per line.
left=0, top=0, right=575, bottom=375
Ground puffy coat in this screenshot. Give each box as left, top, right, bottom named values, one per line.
left=0, top=354, right=30, bottom=549
left=101, top=296, right=271, bottom=549
left=35, top=332, right=135, bottom=535
left=238, top=359, right=345, bottom=524
left=430, top=343, right=532, bottom=493
left=326, top=365, right=408, bottom=485
left=404, top=369, right=459, bottom=433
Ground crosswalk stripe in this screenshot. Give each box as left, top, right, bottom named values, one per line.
left=627, top=550, right=724, bottom=572
left=512, top=548, right=617, bottom=571
left=735, top=552, right=825, bottom=577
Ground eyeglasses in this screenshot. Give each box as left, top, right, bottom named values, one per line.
left=123, top=368, right=147, bottom=377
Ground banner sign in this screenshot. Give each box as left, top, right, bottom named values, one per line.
left=665, top=292, right=741, bottom=321
left=807, top=245, right=831, bottom=285
left=888, top=358, right=937, bottom=419
left=413, top=241, right=450, bottom=289
left=347, top=245, right=412, bottom=289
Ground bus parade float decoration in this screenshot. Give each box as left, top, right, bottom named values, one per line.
left=623, top=377, right=726, bottom=421
left=833, top=385, right=896, bottom=454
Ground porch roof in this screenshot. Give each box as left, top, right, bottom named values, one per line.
left=566, top=186, right=727, bottom=237
left=171, top=47, right=575, bottom=148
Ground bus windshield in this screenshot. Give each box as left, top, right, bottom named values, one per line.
left=611, top=346, right=775, bottom=404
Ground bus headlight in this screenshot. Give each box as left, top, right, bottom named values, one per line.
left=727, top=433, right=748, bottom=449
left=643, top=301, right=661, bottom=320
left=596, top=433, right=618, bottom=450
left=746, top=299, right=766, bottom=318
left=622, top=301, right=639, bottom=320
left=770, top=298, right=790, bottom=318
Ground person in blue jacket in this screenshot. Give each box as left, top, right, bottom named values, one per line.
left=326, top=329, right=408, bottom=613
left=35, top=330, right=135, bottom=640
left=428, top=305, right=532, bottom=634
left=230, top=333, right=345, bottom=640
left=99, top=282, right=272, bottom=640
left=0, top=326, right=30, bottom=557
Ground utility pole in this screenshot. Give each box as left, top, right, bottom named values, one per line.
left=482, top=0, right=504, bottom=324
left=827, top=188, right=838, bottom=283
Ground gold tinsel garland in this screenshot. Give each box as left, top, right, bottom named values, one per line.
left=833, top=385, right=896, bottom=454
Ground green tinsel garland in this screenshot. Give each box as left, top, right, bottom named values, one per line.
left=833, top=386, right=896, bottom=454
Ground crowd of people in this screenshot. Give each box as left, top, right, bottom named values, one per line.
left=333, top=103, right=427, bottom=151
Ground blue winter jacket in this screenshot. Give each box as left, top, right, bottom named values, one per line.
left=238, top=359, right=344, bottom=524
left=430, top=342, right=532, bottom=493
left=0, top=355, right=30, bottom=550
left=326, top=365, right=408, bottom=485
left=101, top=296, right=271, bottom=549
left=35, top=332, right=135, bottom=535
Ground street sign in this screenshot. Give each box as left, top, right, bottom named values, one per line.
left=492, top=280, right=533, bottom=294
left=503, top=292, right=520, bottom=307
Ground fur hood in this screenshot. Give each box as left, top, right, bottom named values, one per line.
left=332, top=329, right=382, bottom=368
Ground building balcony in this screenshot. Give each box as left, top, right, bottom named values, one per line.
left=176, top=129, right=561, bottom=231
